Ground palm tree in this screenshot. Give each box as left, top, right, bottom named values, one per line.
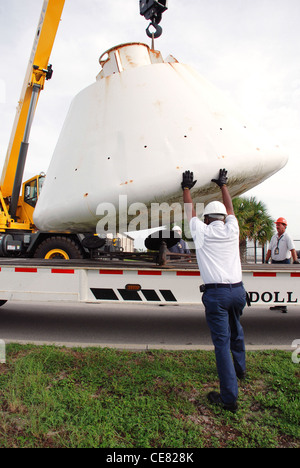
left=233, top=196, right=274, bottom=263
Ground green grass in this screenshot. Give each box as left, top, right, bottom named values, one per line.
left=0, top=345, right=299, bottom=448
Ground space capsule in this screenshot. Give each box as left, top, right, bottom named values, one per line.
left=33, top=42, right=288, bottom=233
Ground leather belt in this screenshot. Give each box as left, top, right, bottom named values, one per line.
left=204, top=281, right=243, bottom=290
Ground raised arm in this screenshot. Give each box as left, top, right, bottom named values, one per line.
left=182, top=171, right=197, bottom=222
left=212, top=169, right=234, bottom=215
left=221, top=185, right=234, bottom=215
left=182, top=168, right=234, bottom=222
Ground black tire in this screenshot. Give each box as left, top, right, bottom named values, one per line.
left=33, top=236, right=84, bottom=260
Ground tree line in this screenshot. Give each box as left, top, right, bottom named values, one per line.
left=233, top=196, right=274, bottom=263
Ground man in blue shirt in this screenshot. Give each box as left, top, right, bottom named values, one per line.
left=168, top=226, right=191, bottom=255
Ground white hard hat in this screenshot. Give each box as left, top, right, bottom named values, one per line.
left=203, top=201, right=227, bottom=217
left=172, top=225, right=182, bottom=232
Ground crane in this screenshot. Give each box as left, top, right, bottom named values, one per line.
left=0, top=0, right=65, bottom=236
left=0, top=0, right=168, bottom=259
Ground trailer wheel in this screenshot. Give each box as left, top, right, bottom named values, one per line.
left=33, top=236, right=84, bottom=260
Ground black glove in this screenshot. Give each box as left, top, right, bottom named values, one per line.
left=212, top=168, right=228, bottom=188
left=182, top=171, right=197, bottom=190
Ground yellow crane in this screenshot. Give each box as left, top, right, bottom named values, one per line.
left=0, top=0, right=88, bottom=259
left=0, top=0, right=168, bottom=258
left=0, top=0, right=65, bottom=233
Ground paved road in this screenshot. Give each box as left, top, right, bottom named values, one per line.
left=0, top=301, right=299, bottom=350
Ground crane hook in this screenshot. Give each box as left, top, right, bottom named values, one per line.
left=146, top=21, right=163, bottom=39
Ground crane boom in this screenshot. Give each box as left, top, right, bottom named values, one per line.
left=0, top=0, right=65, bottom=201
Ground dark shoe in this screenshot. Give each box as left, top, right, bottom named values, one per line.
left=270, top=306, right=287, bottom=313
left=236, top=370, right=247, bottom=380
left=207, top=391, right=238, bottom=413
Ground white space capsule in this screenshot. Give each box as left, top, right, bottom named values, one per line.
left=33, top=42, right=288, bottom=233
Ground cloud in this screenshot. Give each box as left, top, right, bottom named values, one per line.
left=0, top=79, right=5, bottom=104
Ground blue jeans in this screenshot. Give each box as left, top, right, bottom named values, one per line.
left=271, top=259, right=290, bottom=264
left=202, top=285, right=246, bottom=404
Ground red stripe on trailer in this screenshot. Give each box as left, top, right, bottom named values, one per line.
left=15, top=267, right=37, bottom=273
left=99, top=269, right=123, bottom=275
left=253, top=272, right=276, bottom=277
left=51, top=269, right=75, bottom=274
left=176, top=271, right=201, bottom=276
left=291, top=273, right=300, bottom=277
left=138, top=270, right=162, bottom=276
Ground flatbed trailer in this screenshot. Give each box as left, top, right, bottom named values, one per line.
left=0, top=257, right=299, bottom=308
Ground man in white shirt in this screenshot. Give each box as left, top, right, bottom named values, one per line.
left=266, top=218, right=299, bottom=264
left=182, top=169, right=246, bottom=413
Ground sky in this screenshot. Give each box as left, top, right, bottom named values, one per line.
left=0, top=0, right=300, bottom=248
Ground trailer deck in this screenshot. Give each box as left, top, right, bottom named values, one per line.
left=0, top=257, right=299, bottom=307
